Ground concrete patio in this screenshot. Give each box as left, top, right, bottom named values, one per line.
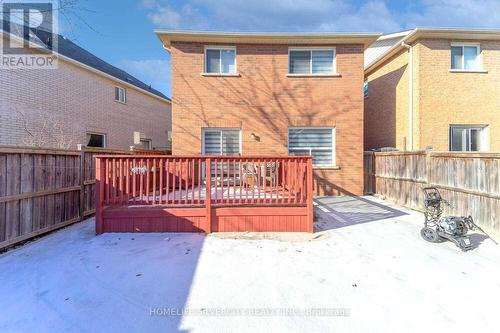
left=1, top=196, right=499, bottom=333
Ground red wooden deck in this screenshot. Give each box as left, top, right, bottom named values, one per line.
left=95, top=156, right=313, bottom=233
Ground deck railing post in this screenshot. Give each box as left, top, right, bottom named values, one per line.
left=205, top=157, right=212, bottom=233
left=95, top=157, right=105, bottom=235
left=306, top=157, right=313, bottom=233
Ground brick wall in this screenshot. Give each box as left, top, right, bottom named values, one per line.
left=417, top=39, right=500, bottom=151
left=0, top=36, right=171, bottom=150
left=365, top=38, right=500, bottom=152
left=171, top=42, right=365, bottom=195
left=365, top=49, right=410, bottom=151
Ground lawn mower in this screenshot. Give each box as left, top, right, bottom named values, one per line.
left=421, top=187, right=496, bottom=251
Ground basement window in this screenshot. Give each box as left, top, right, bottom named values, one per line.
left=139, top=138, right=152, bottom=149
left=86, top=132, right=106, bottom=148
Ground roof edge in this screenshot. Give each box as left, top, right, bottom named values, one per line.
left=155, top=30, right=382, bottom=49
left=0, top=29, right=171, bottom=103
left=365, top=27, right=500, bottom=74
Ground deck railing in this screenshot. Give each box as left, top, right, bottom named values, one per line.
left=95, top=155, right=313, bottom=208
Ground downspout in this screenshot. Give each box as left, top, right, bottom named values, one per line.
left=401, top=41, right=413, bottom=151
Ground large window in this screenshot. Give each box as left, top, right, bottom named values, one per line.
left=288, top=128, right=335, bottom=167
left=202, top=128, right=241, bottom=155
left=86, top=132, right=106, bottom=148
left=205, top=47, right=236, bottom=74
left=449, top=125, right=487, bottom=152
left=289, top=48, right=335, bottom=75
left=451, top=44, right=480, bottom=71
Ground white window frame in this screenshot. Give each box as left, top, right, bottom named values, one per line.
left=288, top=127, right=336, bottom=167
left=449, top=125, right=488, bottom=152
left=86, top=132, right=107, bottom=148
left=288, top=47, right=336, bottom=75
left=114, top=86, right=127, bottom=104
left=450, top=43, right=481, bottom=71
left=201, top=128, right=242, bottom=155
left=204, top=46, right=237, bottom=75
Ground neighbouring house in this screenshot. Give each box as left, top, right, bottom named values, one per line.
left=364, top=28, right=500, bottom=152
left=156, top=30, right=380, bottom=195
left=0, top=25, right=172, bottom=151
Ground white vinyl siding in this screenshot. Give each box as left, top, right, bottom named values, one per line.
left=451, top=44, right=480, bottom=71
left=205, top=47, right=236, bottom=74
left=449, top=125, right=487, bottom=152
left=289, top=48, right=335, bottom=75
left=288, top=128, right=335, bottom=167
left=202, top=129, right=241, bottom=155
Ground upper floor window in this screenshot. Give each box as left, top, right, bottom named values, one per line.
left=205, top=47, right=236, bottom=74
left=289, top=48, right=335, bottom=75
left=451, top=44, right=480, bottom=71
left=449, top=125, right=487, bottom=152
left=115, top=86, right=126, bottom=103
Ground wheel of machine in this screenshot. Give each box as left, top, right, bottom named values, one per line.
left=456, top=221, right=468, bottom=236
left=420, top=227, right=443, bottom=243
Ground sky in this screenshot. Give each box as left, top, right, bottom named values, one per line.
left=54, top=0, right=500, bottom=98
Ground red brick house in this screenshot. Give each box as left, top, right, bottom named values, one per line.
left=155, top=31, right=380, bottom=195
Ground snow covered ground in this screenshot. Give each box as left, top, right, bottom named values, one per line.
left=1, top=196, right=499, bottom=333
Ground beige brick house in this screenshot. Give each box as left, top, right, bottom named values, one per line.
left=364, top=28, right=500, bottom=152
left=156, top=31, right=380, bottom=195
left=1, top=30, right=171, bottom=150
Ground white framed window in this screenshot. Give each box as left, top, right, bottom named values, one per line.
left=139, top=138, right=152, bottom=149
left=451, top=44, right=481, bottom=71
left=114, top=86, right=127, bottom=103
left=288, top=127, right=335, bottom=167
left=449, top=125, right=488, bottom=152
left=204, top=46, right=236, bottom=74
left=202, top=128, right=241, bottom=155
left=288, top=48, right=336, bottom=75
left=86, top=132, right=106, bottom=148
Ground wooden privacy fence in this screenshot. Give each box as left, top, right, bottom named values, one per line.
left=0, top=146, right=168, bottom=250
left=364, top=150, right=500, bottom=238
left=95, top=155, right=314, bottom=233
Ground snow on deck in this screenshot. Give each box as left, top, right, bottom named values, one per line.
left=1, top=196, right=500, bottom=333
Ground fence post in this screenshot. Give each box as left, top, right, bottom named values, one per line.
left=425, top=148, right=432, bottom=187
left=95, top=157, right=105, bottom=234
left=306, top=157, right=313, bottom=233
left=205, top=157, right=212, bottom=233
left=78, top=145, right=85, bottom=221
